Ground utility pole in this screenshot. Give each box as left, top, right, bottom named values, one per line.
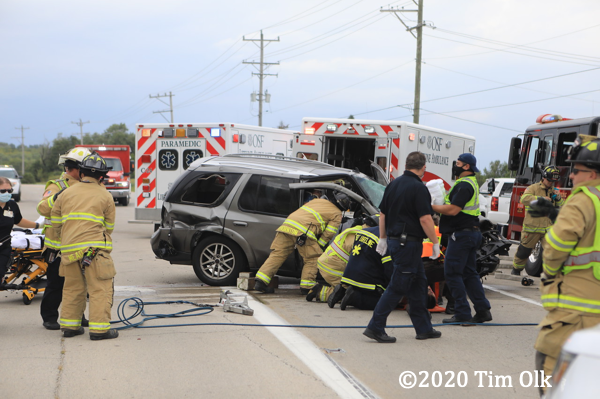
left=150, top=92, right=174, bottom=123
left=243, top=30, right=279, bottom=126
left=12, top=125, right=29, bottom=177
left=71, top=118, right=90, bottom=145
left=381, top=1, right=430, bottom=124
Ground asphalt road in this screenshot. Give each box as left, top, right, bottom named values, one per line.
left=1, top=184, right=549, bottom=399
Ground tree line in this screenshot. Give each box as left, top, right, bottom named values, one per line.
left=0, top=123, right=134, bottom=184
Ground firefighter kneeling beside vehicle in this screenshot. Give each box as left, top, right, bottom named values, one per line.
left=532, top=135, right=600, bottom=394
left=254, top=190, right=346, bottom=294
left=52, top=153, right=119, bottom=340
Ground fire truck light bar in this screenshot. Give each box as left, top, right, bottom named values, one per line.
left=536, top=114, right=563, bottom=124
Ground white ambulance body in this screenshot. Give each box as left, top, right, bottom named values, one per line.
left=295, top=117, right=476, bottom=189
left=134, top=122, right=296, bottom=222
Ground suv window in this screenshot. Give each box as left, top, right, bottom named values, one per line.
left=179, top=173, right=241, bottom=206
left=239, top=175, right=298, bottom=217
left=0, top=169, right=18, bottom=179
left=500, top=183, right=513, bottom=197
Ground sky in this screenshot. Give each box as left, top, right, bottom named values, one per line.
left=2, top=0, right=600, bottom=169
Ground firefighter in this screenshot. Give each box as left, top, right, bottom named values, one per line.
left=432, top=153, right=492, bottom=325
left=534, top=135, right=600, bottom=393
left=306, top=215, right=378, bottom=304
left=511, top=165, right=564, bottom=276
left=37, top=147, right=91, bottom=330
left=335, top=226, right=393, bottom=310
left=254, top=190, right=344, bottom=294
left=52, top=153, right=118, bottom=340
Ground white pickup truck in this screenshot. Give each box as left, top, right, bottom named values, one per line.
left=479, top=178, right=514, bottom=228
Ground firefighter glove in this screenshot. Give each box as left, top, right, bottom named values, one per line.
left=529, top=197, right=554, bottom=218
left=376, top=239, right=388, bottom=256
left=429, top=243, right=441, bottom=259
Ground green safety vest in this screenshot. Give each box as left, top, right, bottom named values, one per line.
left=445, top=175, right=481, bottom=216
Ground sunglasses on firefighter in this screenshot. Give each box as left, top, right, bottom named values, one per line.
left=0, top=189, right=14, bottom=193
left=571, top=168, right=594, bottom=176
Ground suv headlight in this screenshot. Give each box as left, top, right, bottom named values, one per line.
left=116, top=182, right=129, bottom=188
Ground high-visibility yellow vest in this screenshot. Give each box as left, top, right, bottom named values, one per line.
left=445, top=175, right=481, bottom=216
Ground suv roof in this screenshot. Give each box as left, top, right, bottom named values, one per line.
left=191, top=154, right=359, bottom=178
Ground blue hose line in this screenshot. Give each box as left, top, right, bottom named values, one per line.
left=110, top=297, right=538, bottom=331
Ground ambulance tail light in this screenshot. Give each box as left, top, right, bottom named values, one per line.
left=142, top=185, right=150, bottom=192
left=305, top=127, right=315, bottom=135
left=232, top=134, right=239, bottom=143
left=141, top=129, right=152, bottom=137
left=141, top=155, right=151, bottom=164
left=491, top=197, right=499, bottom=212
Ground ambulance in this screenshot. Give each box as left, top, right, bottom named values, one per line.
left=134, top=122, right=297, bottom=223
left=295, top=117, right=476, bottom=188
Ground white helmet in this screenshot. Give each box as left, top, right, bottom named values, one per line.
left=58, top=147, right=92, bottom=166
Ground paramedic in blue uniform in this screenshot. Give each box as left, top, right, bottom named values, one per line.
left=363, top=152, right=442, bottom=343
left=0, top=177, right=39, bottom=287
left=432, top=153, right=492, bottom=324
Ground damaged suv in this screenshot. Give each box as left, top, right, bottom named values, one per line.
left=150, top=154, right=385, bottom=286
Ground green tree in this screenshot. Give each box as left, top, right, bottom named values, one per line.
left=277, top=121, right=289, bottom=129
left=348, top=115, right=355, bottom=119
left=477, top=160, right=512, bottom=185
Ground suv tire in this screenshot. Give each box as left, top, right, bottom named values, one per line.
left=525, top=241, right=543, bottom=277
left=192, top=236, right=247, bottom=286
left=13, top=192, right=21, bottom=202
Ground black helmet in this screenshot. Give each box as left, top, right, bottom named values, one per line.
left=541, top=165, right=560, bottom=182
left=363, top=214, right=380, bottom=227
left=79, top=153, right=112, bottom=177
left=334, top=192, right=351, bottom=210
left=567, top=135, right=600, bottom=171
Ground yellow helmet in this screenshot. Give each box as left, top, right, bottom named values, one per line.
left=58, top=148, right=92, bottom=166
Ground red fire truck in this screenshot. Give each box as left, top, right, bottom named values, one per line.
left=505, top=114, right=600, bottom=274
left=76, top=144, right=132, bottom=206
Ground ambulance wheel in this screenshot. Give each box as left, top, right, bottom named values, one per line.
left=192, top=236, right=247, bottom=286
left=525, top=242, right=543, bottom=277
left=118, top=196, right=129, bottom=206
left=23, top=294, right=32, bottom=305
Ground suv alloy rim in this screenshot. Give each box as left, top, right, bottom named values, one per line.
left=200, top=243, right=236, bottom=280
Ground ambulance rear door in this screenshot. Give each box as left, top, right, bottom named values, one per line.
left=293, top=132, right=323, bottom=161
left=156, top=129, right=206, bottom=208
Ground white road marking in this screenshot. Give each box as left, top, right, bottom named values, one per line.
left=483, top=284, right=542, bottom=307
left=231, top=288, right=378, bottom=399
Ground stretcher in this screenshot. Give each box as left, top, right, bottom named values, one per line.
left=1, top=231, right=48, bottom=305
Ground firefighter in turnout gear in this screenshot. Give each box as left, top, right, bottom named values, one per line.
left=38, top=147, right=91, bottom=330
left=306, top=215, right=378, bottom=304
left=512, top=165, right=564, bottom=275
left=52, top=153, right=119, bottom=340
left=336, top=226, right=392, bottom=310
left=534, top=135, right=600, bottom=393
left=255, top=190, right=344, bottom=294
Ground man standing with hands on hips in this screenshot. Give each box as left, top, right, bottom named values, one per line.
left=363, top=151, right=441, bottom=343
left=433, top=153, right=492, bottom=325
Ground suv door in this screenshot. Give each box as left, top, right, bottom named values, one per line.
left=224, top=174, right=301, bottom=273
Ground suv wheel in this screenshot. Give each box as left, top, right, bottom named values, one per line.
left=13, top=192, right=21, bottom=202
left=192, top=236, right=247, bottom=286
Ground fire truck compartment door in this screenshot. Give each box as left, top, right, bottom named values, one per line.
left=156, top=138, right=206, bottom=207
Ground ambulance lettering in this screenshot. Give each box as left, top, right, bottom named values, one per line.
left=248, top=134, right=265, bottom=148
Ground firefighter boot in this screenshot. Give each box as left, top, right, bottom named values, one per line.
left=340, top=286, right=355, bottom=311
left=305, top=284, right=323, bottom=302
left=63, top=327, right=85, bottom=338
left=327, top=284, right=346, bottom=308
left=511, top=267, right=523, bottom=276
left=254, top=279, right=274, bottom=294
left=90, top=329, right=119, bottom=341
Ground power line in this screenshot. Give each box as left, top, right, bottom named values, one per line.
left=177, top=77, right=253, bottom=110
left=149, top=93, right=174, bottom=123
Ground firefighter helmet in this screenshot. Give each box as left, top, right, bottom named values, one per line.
left=541, top=165, right=560, bottom=182
left=334, top=192, right=352, bottom=211
left=567, top=134, right=600, bottom=171
left=79, top=153, right=112, bottom=177
left=58, top=147, right=92, bottom=167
